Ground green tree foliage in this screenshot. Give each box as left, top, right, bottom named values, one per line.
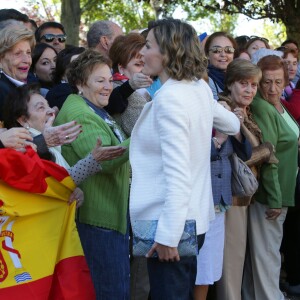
left=255, top=20, right=286, bottom=48
left=81, top=0, right=154, bottom=32
left=22, top=0, right=58, bottom=25
left=140, top=0, right=300, bottom=45
left=21, top=0, right=295, bottom=46
left=209, top=11, right=238, bottom=33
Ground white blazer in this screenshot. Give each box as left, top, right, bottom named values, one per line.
left=130, top=78, right=239, bottom=247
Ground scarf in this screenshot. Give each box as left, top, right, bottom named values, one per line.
left=29, top=127, right=70, bottom=169
left=282, top=82, right=295, bottom=101
left=113, top=72, right=129, bottom=81
left=207, top=64, right=226, bottom=92
left=83, top=97, right=127, bottom=142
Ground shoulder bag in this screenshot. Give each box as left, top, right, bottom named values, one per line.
left=230, top=152, right=259, bottom=198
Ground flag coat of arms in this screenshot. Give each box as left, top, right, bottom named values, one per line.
left=0, top=147, right=95, bottom=299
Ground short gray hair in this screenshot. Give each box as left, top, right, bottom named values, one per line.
left=0, top=19, right=22, bottom=30
left=87, top=20, right=114, bottom=48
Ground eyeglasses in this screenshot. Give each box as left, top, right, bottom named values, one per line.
left=41, top=34, right=67, bottom=43
left=209, top=46, right=235, bottom=54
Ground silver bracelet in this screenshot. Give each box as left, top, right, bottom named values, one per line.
left=212, top=137, right=221, bottom=149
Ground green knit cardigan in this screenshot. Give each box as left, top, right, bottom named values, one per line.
left=250, top=93, right=298, bottom=208
left=55, top=94, right=130, bottom=234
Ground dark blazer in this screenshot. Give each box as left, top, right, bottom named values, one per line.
left=46, top=83, right=73, bottom=110
left=0, top=73, right=17, bottom=121
left=210, top=135, right=252, bottom=206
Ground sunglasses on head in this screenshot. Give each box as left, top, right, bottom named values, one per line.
left=209, top=46, right=235, bottom=54
left=275, top=46, right=289, bottom=52
left=275, top=46, right=299, bottom=53
left=41, top=34, right=67, bottom=43
left=236, top=35, right=269, bottom=44
left=248, top=35, right=269, bottom=43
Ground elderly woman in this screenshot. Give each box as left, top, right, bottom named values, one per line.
left=3, top=83, right=125, bottom=186
left=29, top=43, right=57, bottom=97
left=242, top=55, right=299, bottom=300
left=204, top=31, right=237, bottom=100
left=195, top=59, right=253, bottom=300
left=54, top=49, right=130, bottom=299
left=130, top=19, right=240, bottom=299
left=0, top=23, right=34, bottom=115
left=212, top=59, right=272, bottom=300
left=109, top=32, right=151, bottom=136
left=0, top=23, right=81, bottom=157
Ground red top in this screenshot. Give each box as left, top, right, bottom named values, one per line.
left=281, top=89, right=300, bottom=125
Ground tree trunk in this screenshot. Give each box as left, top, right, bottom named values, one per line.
left=60, top=0, right=81, bottom=46
left=150, top=0, right=164, bottom=19
left=284, top=18, right=300, bottom=46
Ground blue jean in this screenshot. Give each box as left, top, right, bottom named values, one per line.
left=77, top=221, right=130, bottom=300
left=147, top=234, right=205, bottom=300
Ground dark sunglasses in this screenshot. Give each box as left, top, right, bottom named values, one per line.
left=41, top=34, right=67, bottom=43
left=209, top=46, right=235, bottom=54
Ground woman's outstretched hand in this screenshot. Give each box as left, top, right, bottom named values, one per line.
left=92, top=137, right=126, bottom=162
left=43, top=116, right=82, bottom=147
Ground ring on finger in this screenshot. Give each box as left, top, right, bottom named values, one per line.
left=65, top=135, right=70, bottom=140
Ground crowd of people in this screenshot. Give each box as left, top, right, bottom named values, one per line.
left=0, top=7, right=299, bottom=300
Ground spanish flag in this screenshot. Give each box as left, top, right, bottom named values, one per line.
left=0, top=147, right=95, bottom=299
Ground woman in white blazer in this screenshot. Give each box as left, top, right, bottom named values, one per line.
left=129, top=19, right=240, bottom=300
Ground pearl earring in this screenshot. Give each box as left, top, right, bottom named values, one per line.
left=78, top=90, right=83, bottom=96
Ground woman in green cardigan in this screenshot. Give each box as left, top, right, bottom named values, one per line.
left=242, top=55, right=299, bottom=300
left=55, top=49, right=130, bottom=299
